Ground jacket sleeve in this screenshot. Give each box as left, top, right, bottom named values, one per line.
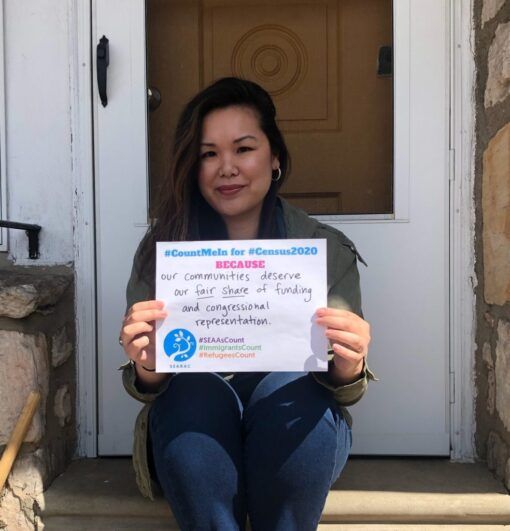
left=312, top=234, right=377, bottom=406
left=119, top=360, right=172, bottom=403
left=119, top=245, right=172, bottom=403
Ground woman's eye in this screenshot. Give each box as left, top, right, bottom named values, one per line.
left=200, top=151, right=216, bottom=159
left=238, top=146, right=253, bottom=153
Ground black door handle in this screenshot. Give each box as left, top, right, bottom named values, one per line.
left=97, top=36, right=109, bottom=107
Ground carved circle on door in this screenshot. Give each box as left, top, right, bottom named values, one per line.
left=231, top=24, right=308, bottom=96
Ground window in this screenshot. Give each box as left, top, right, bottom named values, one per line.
left=146, top=0, right=394, bottom=218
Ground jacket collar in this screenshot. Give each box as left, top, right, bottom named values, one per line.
left=279, top=197, right=319, bottom=239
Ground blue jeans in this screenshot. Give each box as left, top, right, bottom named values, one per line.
left=149, top=372, right=351, bottom=531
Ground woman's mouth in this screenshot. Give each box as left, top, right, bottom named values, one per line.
left=216, top=184, right=245, bottom=196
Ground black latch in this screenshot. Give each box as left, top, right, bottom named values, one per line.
left=0, top=220, right=41, bottom=259
left=377, top=46, right=393, bottom=76
left=97, top=35, right=109, bottom=107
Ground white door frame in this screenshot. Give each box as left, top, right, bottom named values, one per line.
left=72, top=0, right=477, bottom=459
left=448, top=0, right=476, bottom=462
left=70, top=0, right=97, bottom=458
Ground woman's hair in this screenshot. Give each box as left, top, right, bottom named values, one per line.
left=135, top=77, right=291, bottom=286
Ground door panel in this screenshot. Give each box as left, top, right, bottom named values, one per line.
left=95, top=0, right=449, bottom=456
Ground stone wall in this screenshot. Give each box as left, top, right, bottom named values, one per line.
left=474, top=0, right=510, bottom=489
left=0, top=266, right=76, bottom=530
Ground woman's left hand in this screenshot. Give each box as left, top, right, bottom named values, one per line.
left=316, top=308, right=371, bottom=384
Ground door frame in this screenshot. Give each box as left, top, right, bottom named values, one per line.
left=448, top=0, right=476, bottom=462
left=70, top=0, right=97, bottom=458
left=72, top=0, right=477, bottom=459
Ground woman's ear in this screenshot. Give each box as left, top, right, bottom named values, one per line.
left=271, top=153, right=280, bottom=171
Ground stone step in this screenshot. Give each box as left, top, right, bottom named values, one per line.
left=40, top=515, right=179, bottom=530
left=317, top=527, right=510, bottom=530
left=41, top=519, right=510, bottom=530
left=41, top=458, right=510, bottom=529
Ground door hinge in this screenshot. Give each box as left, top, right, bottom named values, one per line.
left=449, top=371, right=456, bottom=404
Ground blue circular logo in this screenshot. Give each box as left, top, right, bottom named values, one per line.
left=163, top=329, right=197, bottom=362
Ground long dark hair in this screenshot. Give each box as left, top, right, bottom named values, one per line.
left=135, top=77, right=291, bottom=285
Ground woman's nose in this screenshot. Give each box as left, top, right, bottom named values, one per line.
left=219, top=156, right=238, bottom=178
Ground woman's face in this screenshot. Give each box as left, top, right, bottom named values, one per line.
left=198, top=105, right=279, bottom=238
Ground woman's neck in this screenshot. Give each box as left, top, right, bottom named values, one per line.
left=225, top=216, right=259, bottom=240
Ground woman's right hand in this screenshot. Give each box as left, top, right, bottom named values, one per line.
left=119, top=300, right=168, bottom=371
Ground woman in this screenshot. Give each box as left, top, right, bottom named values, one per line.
left=119, top=77, right=374, bottom=530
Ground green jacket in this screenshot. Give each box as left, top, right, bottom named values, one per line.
left=120, top=199, right=376, bottom=500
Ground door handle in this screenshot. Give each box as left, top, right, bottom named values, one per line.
left=97, top=36, right=109, bottom=107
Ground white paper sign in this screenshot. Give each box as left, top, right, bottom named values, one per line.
left=155, top=239, right=327, bottom=372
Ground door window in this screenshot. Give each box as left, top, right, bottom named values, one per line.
left=146, top=0, right=393, bottom=216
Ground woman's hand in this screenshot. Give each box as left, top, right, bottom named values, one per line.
left=316, top=308, right=371, bottom=385
left=119, top=300, right=168, bottom=371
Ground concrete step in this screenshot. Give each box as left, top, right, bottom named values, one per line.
left=317, top=527, right=510, bottom=530
left=42, top=522, right=510, bottom=531
left=41, top=458, right=510, bottom=529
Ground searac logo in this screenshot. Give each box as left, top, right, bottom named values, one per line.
left=164, top=329, right=197, bottom=362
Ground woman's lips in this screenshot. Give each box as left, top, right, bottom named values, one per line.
left=216, top=184, right=245, bottom=196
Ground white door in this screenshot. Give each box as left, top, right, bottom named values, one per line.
left=94, top=0, right=450, bottom=455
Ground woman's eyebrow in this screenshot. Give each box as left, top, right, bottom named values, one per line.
left=200, top=135, right=258, bottom=147
left=233, top=135, right=257, bottom=143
